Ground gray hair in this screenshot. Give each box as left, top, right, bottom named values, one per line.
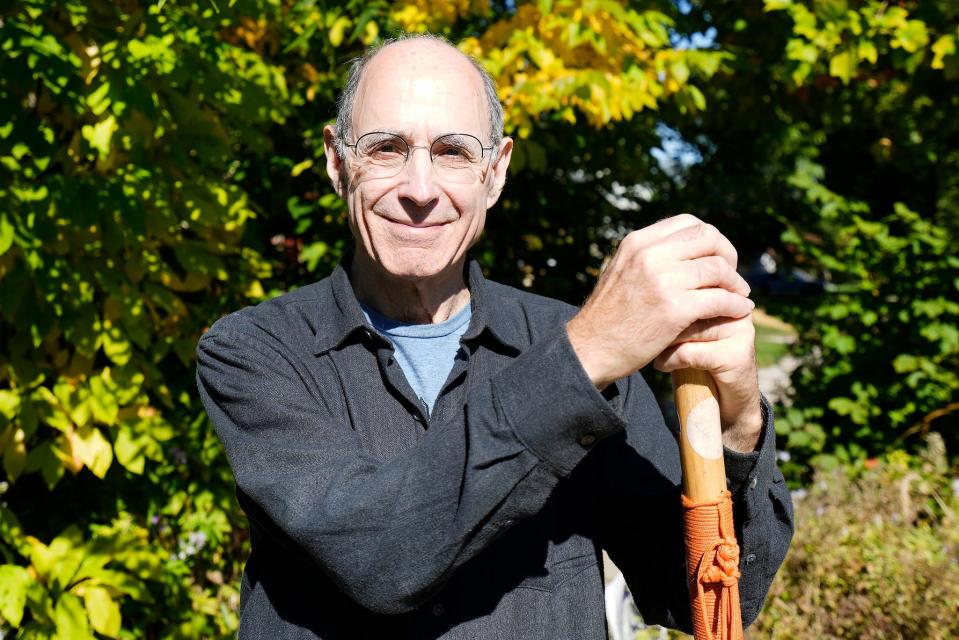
left=332, top=33, right=504, bottom=160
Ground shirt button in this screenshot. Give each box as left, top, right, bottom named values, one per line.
left=579, top=434, right=596, bottom=447
left=745, top=553, right=757, bottom=565
left=432, top=603, right=445, bottom=617
left=502, top=519, right=514, bottom=528
left=749, top=475, right=758, bottom=490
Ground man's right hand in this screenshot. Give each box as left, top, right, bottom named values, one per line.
left=566, top=214, right=754, bottom=391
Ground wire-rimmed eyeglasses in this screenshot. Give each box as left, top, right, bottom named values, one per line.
left=343, top=132, right=496, bottom=185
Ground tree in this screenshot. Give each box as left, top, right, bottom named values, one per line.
left=660, top=0, right=959, bottom=478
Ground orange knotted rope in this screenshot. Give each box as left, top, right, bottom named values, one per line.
left=682, top=490, right=743, bottom=640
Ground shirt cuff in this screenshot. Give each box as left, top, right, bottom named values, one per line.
left=724, top=395, right=774, bottom=495
left=490, top=326, right=626, bottom=476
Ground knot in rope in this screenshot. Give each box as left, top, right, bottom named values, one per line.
left=699, top=537, right=740, bottom=586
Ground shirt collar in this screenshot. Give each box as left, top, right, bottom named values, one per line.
left=312, top=263, right=378, bottom=355
left=460, top=260, right=523, bottom=354
left=312, top=258, right=523, bottom=356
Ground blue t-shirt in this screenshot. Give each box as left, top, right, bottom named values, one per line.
left=361, top=302, right=472, bottom=415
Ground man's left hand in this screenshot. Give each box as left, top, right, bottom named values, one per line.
left=653, top=314, right=763, bottom=453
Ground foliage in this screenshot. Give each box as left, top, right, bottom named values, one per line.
left=755, top=434, right=959, bottom=639
left=763, top=0, right=959, bottom=475
left=0, top=0, right=287, bottom=634
left=658, top=0, right=959, bottom=478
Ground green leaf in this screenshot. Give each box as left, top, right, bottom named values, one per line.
left=0, top=390, right=20, bottom=420
left=0, top=214, right=14, bottom=256
left=290, top=159, right=313, bottom=177
left=1, top=426, right=27, bottom=481
left=88, top=376, right=119, bottom=426
left=86, top=81, right=112, bottom=117
left=893, top=354, right=920, bottom=373
left=29, top=526, right=84, bottom=590
left=101, top=327, right=132, bottom=366
left=54, top=592, right=92, bottom=640
left=80, top=116, right=117, bottom=160
left=113, top=426, right=145, bottom=475
left=892, top=20, right=930, bottom=54
left=858, top=40, right=878, bottom=64
left=83, top=587, right=120, bottom=638
left=0, top=564, right=31, bottom=626
left=25, top=441, right=66, bottom=489
left=829, top=49, right=856, bottom=84
left=763, top=0, right=793, bottom=10
left=687, top=84, right=706, bottom=111
left=669, top=60, right=689, bottom=85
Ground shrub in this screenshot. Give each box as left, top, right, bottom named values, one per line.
left=755, top=433, right=959, bottom=639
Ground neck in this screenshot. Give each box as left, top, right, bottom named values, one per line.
left=350, top=253, right=471, bottom=324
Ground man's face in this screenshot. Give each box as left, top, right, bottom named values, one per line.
left=325, top=41, right=512, bottom=283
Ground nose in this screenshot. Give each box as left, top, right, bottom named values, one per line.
left=396, top=146, right=440, bottom=207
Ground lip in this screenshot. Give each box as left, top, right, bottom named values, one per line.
left=382, top=217, right=451, bottom=230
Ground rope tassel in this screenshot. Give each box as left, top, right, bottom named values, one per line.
left=683, top=491, right=744, bottom=640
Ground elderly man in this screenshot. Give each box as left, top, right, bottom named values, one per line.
left=197, top=35, right=793, bottom=639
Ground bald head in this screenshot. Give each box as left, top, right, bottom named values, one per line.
left=333, top=34, right=504, bottom=159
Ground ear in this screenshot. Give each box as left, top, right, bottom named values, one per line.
left=485, top=137, right=513, bottom=209
left=323, top=125, right=347, bottom=197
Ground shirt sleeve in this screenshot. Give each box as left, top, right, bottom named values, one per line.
left=594, top=381, right=794, bottom=632
left=196, top=316, right=623, bottom=615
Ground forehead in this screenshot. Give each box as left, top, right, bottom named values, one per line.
left=353, top=41, right=489, bottom=140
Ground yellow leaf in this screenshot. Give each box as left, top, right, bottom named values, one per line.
left=245, top=280, right=265, bottom=300
left=931, top=35, right=955, bottom=70
left=74, top=425, right=113, bottom=478
left=328, top=16, right=352, bottom=47
left=361, top=20, right=379, bottom=46
left=290, top=158, right=313, bottom=177
left=54, top=432, right=84, bottom=474
left=83, top=586, right=121, bottom=638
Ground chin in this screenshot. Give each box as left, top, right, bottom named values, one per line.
left=377, top=250, right=459, bottom=283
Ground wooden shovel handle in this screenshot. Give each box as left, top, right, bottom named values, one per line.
left=673, top=368, right=728, bottom=501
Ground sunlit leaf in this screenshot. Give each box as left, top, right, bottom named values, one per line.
left=55, top=592, right=92, bottom=640
left=83, top=586, right=121, bottom=638
left=0, top=564, right=31, bottom=626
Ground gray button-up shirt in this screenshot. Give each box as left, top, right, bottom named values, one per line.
left=196, top=261, right=794, bottom=639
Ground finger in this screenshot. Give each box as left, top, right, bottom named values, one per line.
left=683, top=289, right=754, bottom=322
left=653, top=339, right=749, bottom=373
left=619, top=214, right=705, bottom=252
left=681, top=256, right=751, bottom=296
left=672, top=315, right=753, bottom=345
left=662, top=222, right=739, bottom=268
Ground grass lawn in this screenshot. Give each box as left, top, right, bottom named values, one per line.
left=753, top=310, right=796, bottom=368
